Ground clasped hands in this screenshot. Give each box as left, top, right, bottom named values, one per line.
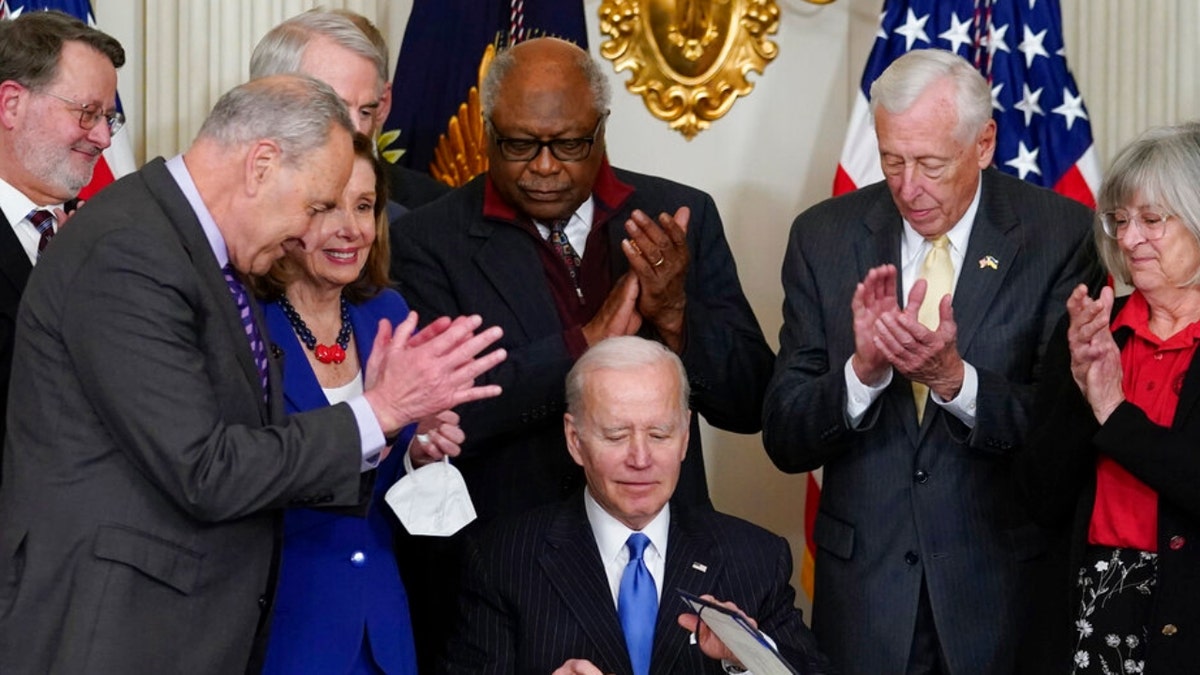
left=551, top=595, right=754, bottom=674
left=1065, top=284, right=1123, bottom=424
left=851, top=264, right=964, bottom=399
left=362, top=312, right=506, bottom=461
left=581, top=207, right=691, bottom=353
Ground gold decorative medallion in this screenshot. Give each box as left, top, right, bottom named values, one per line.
left=428, top=44, right=495, bottom=187
left=599, top=0, right=781, bottom=139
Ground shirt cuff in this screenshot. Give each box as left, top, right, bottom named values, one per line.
left=929, top=361, right=978, bottom=427
left=347, top=395, right=386, bottom=472
left=844, top=357, right=892, bottom=427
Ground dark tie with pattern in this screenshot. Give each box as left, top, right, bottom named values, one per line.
left=618, top=532, right=657, bottom=675
left=546, top=218, right=584, bottom=302
left=27, top=209, right=56, bottom=258
left=222, top=264, right=269, bottom=400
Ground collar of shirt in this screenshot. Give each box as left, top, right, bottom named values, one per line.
left=584, top=489, right=670, bottom=607
left=533, top=197, right=595, bottom=258
left=165, top=154, right=228, bottom=268
left=0, top=176, right=64, bottom=266
left=899, top=176, right=982, bottom=304
left=1113, top=289, right=1200, bottom=349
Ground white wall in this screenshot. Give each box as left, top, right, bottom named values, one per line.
left=93, top=0, right=1200, bottom=614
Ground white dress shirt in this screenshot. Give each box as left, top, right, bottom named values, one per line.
left=585, top=489, right=669, bottom=606
left=533, top=196, right=596, bottom=258
left=0, top=176, right=61, bottom=265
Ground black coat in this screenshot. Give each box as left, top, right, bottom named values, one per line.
left=1018, top=295, right=1200, bottom=674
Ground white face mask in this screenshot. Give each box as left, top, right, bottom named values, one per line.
left=385, top=455, right=476, bottom=537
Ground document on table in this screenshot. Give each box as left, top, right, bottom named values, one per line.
left=677, top=590, right=800, bottom=675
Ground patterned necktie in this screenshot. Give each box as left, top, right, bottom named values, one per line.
left=913, top=235, right=954, bottom=422
left=222, top=264, right=269, bottom=400
left=618, top=532, right=657, bottom=675
left=546, top=218, right=582, bottom=271
left=27, top=209, right=56, bottom=258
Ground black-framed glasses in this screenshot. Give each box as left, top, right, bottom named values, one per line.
left=1099, top=209, right=1173, bottom=241
left=489, top=113, right=608, bottom=162
left=37, top=90, right=124, bottom=135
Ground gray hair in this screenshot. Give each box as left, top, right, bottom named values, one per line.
left=1095, top=122, right=1200, bottom=286
left=250, top=9, right=386, bottom=86
left=196, top=75, right=353, bottom=164
left=481, top=38, right=611, bottom=122
left=565, top=336, right=690, bottom=421
left=869, top=49, right=992, bottom=143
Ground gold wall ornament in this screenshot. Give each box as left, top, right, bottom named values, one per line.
left=428, top=44, right=495, bottom=187
left=599, top=0, right=781, bottom=139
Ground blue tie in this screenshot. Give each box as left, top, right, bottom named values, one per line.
left=618, top=532, right=657, bottom=675
left=222, top=264, right=269, bottom=401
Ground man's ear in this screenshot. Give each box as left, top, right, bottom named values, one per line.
left=375, top=83, right=392, bottom=131
left=0, top=80, right=27, bottom=131
left=243, top=139, right=282, bottom=197
left=564, top=413, right=586, bottom=468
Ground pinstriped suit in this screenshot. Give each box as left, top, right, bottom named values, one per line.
left=443, top=496, right=831, bottom=675
left=762, top=169, right=1103, bottom=674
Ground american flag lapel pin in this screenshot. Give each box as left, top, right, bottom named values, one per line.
left=978, top=255, right=999, bottom=270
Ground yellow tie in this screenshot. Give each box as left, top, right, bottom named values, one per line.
left=913, top=235, right=953, bottom=422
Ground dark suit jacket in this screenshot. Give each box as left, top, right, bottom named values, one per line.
left=762, top=169, right=1102, bottom=675
left=387, top=162, right=451, bottom=210
left=0, top=210, right=31, bottom=487
left=1017, top=296, right=1200, bottom=674
left=0, top=158, right=370, bottom=674
left=443, top=497, right=832, bottom=674
left=391, top=164, right=773, bottom=519
left=260, top=290, right=418, bottom=675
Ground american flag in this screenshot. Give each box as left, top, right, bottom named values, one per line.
left=809, top=0, right=1099, bottom=601
left=0, top=0, right=135, bottom=200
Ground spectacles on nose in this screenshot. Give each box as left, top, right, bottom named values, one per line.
left=488, top=113, right=608, bottom=163
left=1099, top=209, right=1173, bottom=241
left=37, top=90, right=125, bottom=135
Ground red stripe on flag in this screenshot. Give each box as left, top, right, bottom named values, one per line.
left=832, top=164, right=858, bottom=198
left=1052, top=164, right=1096, bottom=210
left=800, top=471, right=821, bottom=599
left=78, top=157, right=115, bottom=201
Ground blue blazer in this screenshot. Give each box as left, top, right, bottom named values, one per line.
left=261, top=289, right=418, bottom=675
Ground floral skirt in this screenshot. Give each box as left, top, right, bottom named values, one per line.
left=1071, top=545, right=1159, bottom=675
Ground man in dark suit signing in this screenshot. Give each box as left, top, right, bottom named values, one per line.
left=0, top=11, right=124, bottom=484
left=446, top=336, right=831, bottom=675
left=762, top=49, right=1103, bottom=675
left=0, top=75, right=505, bottom=674
left=392, top=36, right=772, bottom=521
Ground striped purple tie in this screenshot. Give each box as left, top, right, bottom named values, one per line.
left=222, top=264, right=269, bottom=399
left=27, top=209, right=56, bottom=257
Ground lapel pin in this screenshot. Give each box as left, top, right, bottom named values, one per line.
left=978, top=255, right=999, bottom=270
left=691, top=562, right=708, bottom=573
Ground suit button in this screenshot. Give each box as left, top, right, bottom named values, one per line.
left=350, top=551, right=367, bottom=568
left=1162, top=623, right=1178, bottom=636
left=913, top=469, right=929, bottom=484
left=258, top=595, right=267, bottom=609
left=904, top=551, right=919, bottom=565
left=1170, top=535, right=1186, bottom=550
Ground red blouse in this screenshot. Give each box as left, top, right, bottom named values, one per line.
left=1089, top=291, right=1200, bottom=552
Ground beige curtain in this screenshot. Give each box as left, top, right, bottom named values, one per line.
left=1062, top=0, right=1200, bottom=168
left=131, top=0, right=404, bottom=160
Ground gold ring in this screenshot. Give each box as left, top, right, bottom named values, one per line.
left=653, top=257, right=665, bottom=267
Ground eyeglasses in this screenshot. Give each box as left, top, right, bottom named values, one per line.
left=489, top=113, right=608, bottom=163
left=1099, top=209, right=1174, bottom=241
left=37, top=90, right=125, bottom=135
